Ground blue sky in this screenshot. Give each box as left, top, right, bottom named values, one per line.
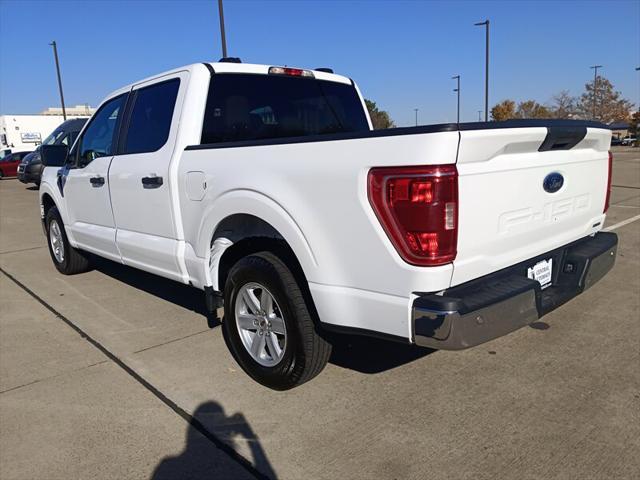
left=1, top=0, right=638, bottom=125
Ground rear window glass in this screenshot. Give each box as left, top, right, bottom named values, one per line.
left=201, top=73, right=369, bottom=144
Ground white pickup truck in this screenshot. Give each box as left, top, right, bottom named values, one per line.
left=39, top=60, right=617, bottom=389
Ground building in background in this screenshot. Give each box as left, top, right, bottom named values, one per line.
left=40, top=104, right=95, bottom=116
left=608, top=121, right=630, bottom=141
left=0, top=105, right=95, bottom=152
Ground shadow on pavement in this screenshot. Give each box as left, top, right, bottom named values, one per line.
left=152, top=401, right=277, bottom=480
left=92, top=256, right=433, bottom=372
left=327, top=332, right=435, bottom=373
left=91, top=256, right=221, bottom=328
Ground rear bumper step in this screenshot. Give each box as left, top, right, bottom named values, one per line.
left=412, top=232, right=618, bottom=350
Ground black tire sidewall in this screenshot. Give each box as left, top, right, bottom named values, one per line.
left=223, top=255, right=303, bottom=389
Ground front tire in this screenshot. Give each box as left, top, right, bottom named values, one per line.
left=223, top=252, right=331, bottom=390
left=46, top=206, right=91, bottom=275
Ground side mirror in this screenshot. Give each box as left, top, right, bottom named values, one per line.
left=41, top=144, right=69, bottom=167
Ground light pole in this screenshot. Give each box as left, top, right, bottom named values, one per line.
left=636, top=67, right=639, bottom=109
left=474, top=19, right=489, bottom=121
left=49, top=41, right=66, bottom=121
left=452, top=75, right=460, bottom=124
left=478, top=110, right=482, bottom=121
left=218, top=0, right=228, bottom=58
left=590, top=65, right=602, bottom=120
left=414, top=108, right=419, bottom=126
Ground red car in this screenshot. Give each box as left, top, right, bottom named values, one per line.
left=0, top=151, right=32, bottom=178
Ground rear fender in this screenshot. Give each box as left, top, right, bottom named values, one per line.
left=196, top=190, right=318, bottom=288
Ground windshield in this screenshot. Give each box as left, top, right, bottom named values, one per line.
left=42, top=129, right=66, bottom=145
left=201, top=73, right=370, bottom=144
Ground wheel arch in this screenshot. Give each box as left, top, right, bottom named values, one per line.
left=194, top=190, right=318, bottom=289
left=213, top=215, right=308, bottom=290
left=41, top=192, right=57, bottom=217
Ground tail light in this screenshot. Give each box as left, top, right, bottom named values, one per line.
left=603, top=151, right=613, bottom=213
left=368, top=165, right=458, bottom=266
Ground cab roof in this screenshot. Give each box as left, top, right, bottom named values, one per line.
left=103, top=62, right=353, bottom=102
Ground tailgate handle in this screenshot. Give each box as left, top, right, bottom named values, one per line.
left=538, top=126, right=587, bottom=152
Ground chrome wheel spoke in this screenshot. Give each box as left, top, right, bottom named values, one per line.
left=265, top=332, right=283, bottom=358
left=250, top=332, right=266, bottom=358
left=269, top=316, right=286, bottom=335
left=242, top=289, right=261, bottom=314
left=235, top=282, right=287, bottom=367
left=49, top=220, right=64, bottom=263
left=260, top=291, right=273, bottom=316
left=237, top=313, right=257, bottom=330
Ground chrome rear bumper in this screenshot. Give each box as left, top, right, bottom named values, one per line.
left=412, top=232, right=618, bottom=350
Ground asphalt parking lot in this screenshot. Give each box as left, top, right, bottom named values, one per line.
left=1, top=147, right=639, bottom=480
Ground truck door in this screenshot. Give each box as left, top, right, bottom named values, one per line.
left=62, top=93, right=127, bottom=261
left=108, top=73, right=187, bottom=281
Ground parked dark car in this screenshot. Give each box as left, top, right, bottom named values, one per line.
left=0, top=151, right=32, bottom=178
left=18, top=118, right=87, bottom=187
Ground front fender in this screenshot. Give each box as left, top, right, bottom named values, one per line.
left=39, top=168, right=77, bottom=246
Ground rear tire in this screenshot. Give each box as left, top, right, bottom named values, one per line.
left=222, top=252, right=331, bottom=390
left=45, top=206, right=91, bottom=275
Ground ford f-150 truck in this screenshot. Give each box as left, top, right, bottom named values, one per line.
left=38, top=60, right=617, bottom=390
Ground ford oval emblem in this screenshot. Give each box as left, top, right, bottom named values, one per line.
left=543, top=172, right=564, bottom=193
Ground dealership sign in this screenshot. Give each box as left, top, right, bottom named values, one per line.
left=20, top=132, right=42, bottom=143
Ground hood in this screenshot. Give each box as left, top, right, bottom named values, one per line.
left=21, top=148, right=41, bottom=165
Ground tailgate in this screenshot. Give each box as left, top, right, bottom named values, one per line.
left=452, top=124, right=611, bottom=287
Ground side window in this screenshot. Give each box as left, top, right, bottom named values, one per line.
left=123, top=79, right=180, bottom=155
left=77, top=95, right=126, bottom=167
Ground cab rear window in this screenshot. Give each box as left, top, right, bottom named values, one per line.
left=201, top=73, right=369, bottom=144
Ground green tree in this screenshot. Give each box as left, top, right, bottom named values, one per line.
left=490, top=100, right=516, bottom=121
left=575, top=76, right=634, bottom=123
left=365, top=99, right=395, bottom=129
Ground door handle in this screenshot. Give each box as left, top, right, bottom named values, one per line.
left=89, top=176, right=105, bottom=187
left=141, top=176, right=163, bottom=189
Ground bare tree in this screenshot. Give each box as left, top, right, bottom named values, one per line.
left=575, top=76, right=634, bottom=122
left=516, top=100, right=552, bottom=119
left=549, top=90, right=577, bottom=119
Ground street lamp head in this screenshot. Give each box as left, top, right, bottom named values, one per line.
left=590, top=65, right=603, bottom=69
left=474, top=20, right=489, bottom=26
